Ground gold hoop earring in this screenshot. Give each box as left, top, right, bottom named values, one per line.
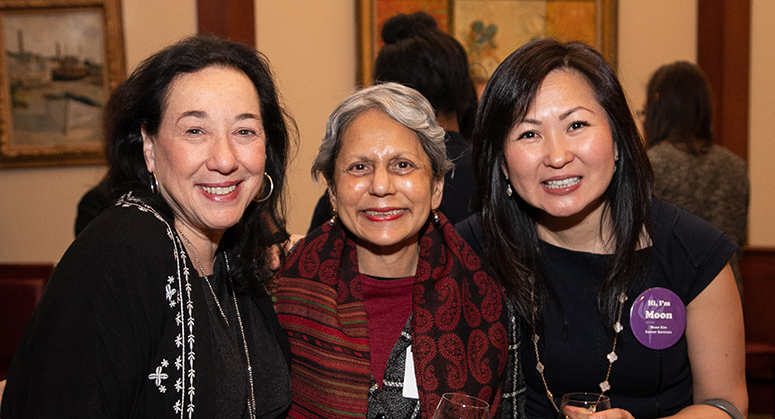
left=255, top=173, right=274, bottom=202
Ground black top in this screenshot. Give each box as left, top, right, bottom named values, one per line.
left=74, top=180, right=112, bottom=237
left=456, top=198, right=736, bottom=418
left=308, top=130, right=476, bottom=233
left=2, top=194, right=291, bottom=418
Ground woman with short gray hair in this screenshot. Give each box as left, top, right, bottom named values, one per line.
left=273, top=82, right=522, bottom=418
left=311, top=82, right=452, bottom=185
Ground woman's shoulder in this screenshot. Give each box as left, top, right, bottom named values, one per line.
left=707, top=145, right=748, bottom=176
left=453, top=214, right=485, bottom=257
left=649, top=197, right=737, bottom=297
left=63, top=195, right=178, bottom=274
left=651, top=197, right=735, bottom=256
left=80, top=196, right=173, bottom=245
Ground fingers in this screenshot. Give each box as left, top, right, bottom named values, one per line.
left=589, top=408, right=634, bottom=419
left=268, top=244, right=283, bottom=271
left=284, top=234, right=304, bottom=254
left=562, top=406, right=634, bottom=419
left=268, top=234, right=305, bottom=271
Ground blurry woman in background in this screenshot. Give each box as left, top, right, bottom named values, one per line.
left=2, top=35, right=295, bottom=418
left=457, top=39, right=746, bottom=418
left=273, top=83, right=522, bottom=418
left=644, top=61, right=749, bottom=295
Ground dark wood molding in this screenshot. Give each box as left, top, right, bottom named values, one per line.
left=740, top=247, right=775, bottom=345
left=1, top=263, right=54, bottom=381
left=740, top=247, right=775, bottom=414
left=0, top=263, right=54, bottom=280
left=697, top=0, right=750, bottom=161
left=197, top=0, right=255, bottom=48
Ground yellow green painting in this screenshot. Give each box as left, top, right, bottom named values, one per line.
left=454, top=0, right=598, bottom=79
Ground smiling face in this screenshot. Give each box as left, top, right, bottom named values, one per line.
left=330, top=109, right=443, bottom=256
left=502, top=69, right=617, bottom=228
left=142, top=65, right=266, bottom=242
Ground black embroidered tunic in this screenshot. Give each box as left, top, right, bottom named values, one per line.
left=2, top=194, right=291, bottom=418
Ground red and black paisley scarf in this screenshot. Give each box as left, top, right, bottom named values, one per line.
left=272, top=214, right=508, bottom=418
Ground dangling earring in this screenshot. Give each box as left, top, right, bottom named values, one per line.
left=254, top=173, right=274, bottom=202
left=328, top=207, right=338, bottom=227
left=432, top=208, right=440, bottom=226
left=150, top=172, right=159, bottom=194
left=506, top=183, right=513, bottom=197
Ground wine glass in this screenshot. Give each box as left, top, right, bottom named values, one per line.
left=558, top=393, right=611, bottom=419
left=432, top=393, right=490, bottom=419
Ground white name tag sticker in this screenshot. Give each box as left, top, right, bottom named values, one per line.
left=402, top=345, right=419, bottom=399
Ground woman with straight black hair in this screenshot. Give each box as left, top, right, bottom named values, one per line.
left=2, top=35, right=296, bottom=418
left=457, top=39, right=746, bottom=418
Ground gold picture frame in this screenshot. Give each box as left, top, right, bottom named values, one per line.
left=357, top=0, right=617, bottom=87
left=0, top=0, right=125, bottom=168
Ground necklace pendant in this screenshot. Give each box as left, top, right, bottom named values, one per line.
left=607, top=351, right=618, bottom=363
left=613, top=321, right=624, bottom=333
left=536, top=361, right=545, bottom=373
left=599, top=380, right=611, bottom=392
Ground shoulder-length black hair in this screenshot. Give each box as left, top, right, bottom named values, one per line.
left=472, top=39, right=653, bottom=329
left=104, top=35, right=297, bottom=294
left=643, top=61, right=713, bottom=154
left=375, top=11, right=478, bottom=139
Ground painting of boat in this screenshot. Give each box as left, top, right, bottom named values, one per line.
left=52, top=56, right=90, bottom=81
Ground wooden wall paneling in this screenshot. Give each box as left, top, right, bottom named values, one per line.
left=197, top=0, right=255, bottom=48
left=0, top=263, right=54, bottom=380
left=739, top=248, right=775, bottom=414
left=0, top=263, right=54, bottom=280
left=697, top=0, right=750, bottom=161
left=740, top=248, right=775, bottom=345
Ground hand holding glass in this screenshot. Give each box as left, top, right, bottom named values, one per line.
left=432, top=393, right=490, bottom=419
left=558, top=393, right=611, bottom=419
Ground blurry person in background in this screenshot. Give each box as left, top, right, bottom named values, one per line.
left=644, top=61, right=749, bottom=296
left=308, top=11, right=478, bottom=231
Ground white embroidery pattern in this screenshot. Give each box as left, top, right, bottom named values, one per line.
left=181, top=246, right=196, bottom=419
left=118, top=194, right=196, bottom=419
left=166, top=276, right=178, bottom=307
left=149, top=360, right=170, bottom=393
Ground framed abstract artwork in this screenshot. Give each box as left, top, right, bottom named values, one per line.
left=0, top=0, right=125, bottom=168
left=357, top=0, right=617, bottom=87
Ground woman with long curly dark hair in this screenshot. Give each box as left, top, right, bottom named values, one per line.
left=2, top=35, right=296, bottom=418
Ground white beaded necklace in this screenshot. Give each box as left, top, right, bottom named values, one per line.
left=178, top=230, right=257, bottom=419
left=530, top=287, right=627, bottom=413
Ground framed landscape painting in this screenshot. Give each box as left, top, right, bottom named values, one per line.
left=357, top=0, right=616, bottom=87
left=0, top=0, right=125, bottom=168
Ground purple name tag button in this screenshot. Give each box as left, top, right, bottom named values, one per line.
left=629, top=287, right=686, bottom=350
